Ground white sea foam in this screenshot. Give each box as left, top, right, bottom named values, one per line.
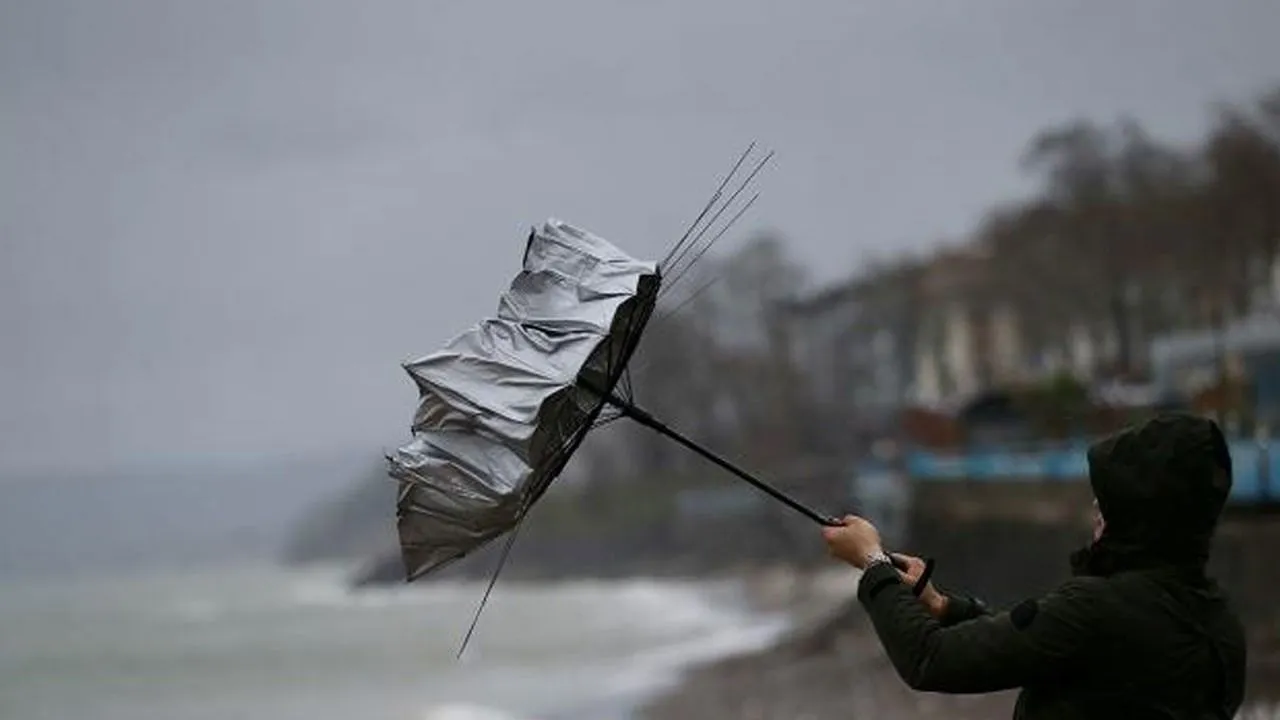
left=602, top=610, right=793, bottom=698
left=419, top=703, right=534, bottom=720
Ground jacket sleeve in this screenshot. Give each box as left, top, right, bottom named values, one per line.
left=938, top=590, right=990, bottom=626
left=856, top=562, right=1108, bottom=694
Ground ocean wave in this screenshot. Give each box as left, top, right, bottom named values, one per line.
left=147, top=567, right=756, bottom=644
left=285, top=572, right=751, bottom=632
left=406, top=576, right=795, bottom=716
left=419, top=702, right=532, bottom=720
left=602, top=611, right=793, bottom=699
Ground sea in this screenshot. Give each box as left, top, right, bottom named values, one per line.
left=0, top=562, right=794, bottom=720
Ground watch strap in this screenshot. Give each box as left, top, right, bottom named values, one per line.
left=865, top=550, right=893, bottom=569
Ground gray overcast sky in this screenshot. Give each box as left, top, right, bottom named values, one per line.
left=2, top=0, right=1279, bottom=477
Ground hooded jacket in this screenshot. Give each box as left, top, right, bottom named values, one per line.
left=857, top=413, right=1247, bottom=719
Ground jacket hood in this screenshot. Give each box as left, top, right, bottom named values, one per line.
left=1071, top=413, right=1233, bottom=576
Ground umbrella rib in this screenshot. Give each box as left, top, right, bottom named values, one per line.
left=661, top=192, right=722, bottom=276
left=456, top=510, right=529, bottom=659
left=616, top=303, right=649, bottom=404
left=603, top=277, right=657, bottom=405
left=662, top=192, right=761, bottom=296
left=616, top=369, right=632, bottom=405
left=660, top=141, right=756, bottom=272
left=655, top=275, right=721, bottom=326
left=592, top=411, right=624, bottom=430
left=661, top=151, right=773, bottom=294
left=628, top=278, right=723, bottom=382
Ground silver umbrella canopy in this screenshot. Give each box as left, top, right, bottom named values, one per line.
left=388, top=219, right=660, bottom=581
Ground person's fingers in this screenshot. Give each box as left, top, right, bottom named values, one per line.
left=886, top=554, right=921, bottom=581
left=889, top=553, right=919, bottom=572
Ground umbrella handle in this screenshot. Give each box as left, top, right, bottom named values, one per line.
left=898, top=555, right=936, bottom=597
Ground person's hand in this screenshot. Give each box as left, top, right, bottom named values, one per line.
left=820, top=515, right=883, bottom=569
left=891, top=553, right=949, bottom=619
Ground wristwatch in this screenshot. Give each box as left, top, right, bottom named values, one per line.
left=864, top=550, right=893, bottom=570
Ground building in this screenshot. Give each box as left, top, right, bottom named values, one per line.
left=1149, top=311, right=1280, bottom=426
left=909, top=246, right=1034, bottom=406
left=779, top=259, right=923, bottom=441
left=784, top=247, right=1043, bottom=421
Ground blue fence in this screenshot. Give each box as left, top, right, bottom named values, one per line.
left=904, top=440, right=1278, bottom=505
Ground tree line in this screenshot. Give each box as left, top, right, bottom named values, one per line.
left=984, top=85, right=1280, bottom=377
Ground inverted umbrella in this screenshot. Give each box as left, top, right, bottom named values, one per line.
left=388, top=217, right=662, bottom=580
left=387, top=149, right=932, bottom=653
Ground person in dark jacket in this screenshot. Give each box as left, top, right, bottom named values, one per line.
left=822, top=413, right=1247, bottom=718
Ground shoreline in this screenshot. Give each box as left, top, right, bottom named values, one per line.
left=343, top=558, right=1280, bottom=717
left=638, top=571, right=1280, bottom=720
left=539, top=566, right=856, bottom=720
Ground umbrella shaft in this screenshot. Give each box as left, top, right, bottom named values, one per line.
left=596, top=391, right=840, bottom=526
left=584, top=384, right=931, bottom=591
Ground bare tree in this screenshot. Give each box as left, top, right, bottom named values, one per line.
left=1015, top=117, right=1203, bottom=378
left=1202, top=104, right=1280, bottom=315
